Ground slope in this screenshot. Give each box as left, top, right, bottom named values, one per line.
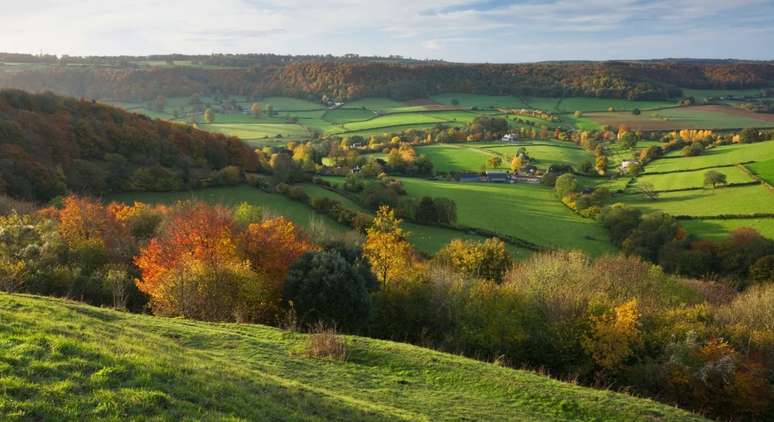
left=0, top=293, right=704, bottom=421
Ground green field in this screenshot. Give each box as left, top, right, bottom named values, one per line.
left=617, top=184, right=774, bottom=217
left=484, top=143, right=594, bottom=170
left=394, top=178, right=615, bottom=255
left=747, top=159, right=774, bottom=185
left=415, top=144, right=500, bottom=172
left=343, top=98, right=426, bottom=113
left=0, top=293, right=704, bottom=421
left=300, top=184, right=530, bottom=257
left=634, top=166, right=756, bottom=191
left=681, top=218, right=774, bottom=240
left=334, top=112, right=448, bottom=133
left=199, top=123, right=310, bottom=142
left=644, top=141, right=774, bottom=173
left=323, top=108, right=376, bottom=123
left=525, top=97, right=675, bottom=113
left=431, top=93, right=525, bottom=109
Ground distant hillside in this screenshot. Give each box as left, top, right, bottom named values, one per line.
left=0, top=293, right=706, bottom=421
left=2, top=54, right=773, bottom=102
left=0, top=89, right=258, bottom=202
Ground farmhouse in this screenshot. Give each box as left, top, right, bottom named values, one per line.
left=457, top=172, right=483, bottom=182
left=486, top=171, right=509, bottom=183
left=501, top=133, right=519, bottom=142
left=619, top=160, right=640, bottom=172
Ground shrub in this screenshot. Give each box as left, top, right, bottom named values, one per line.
left=283, top=244, right=378, bottom=331
left=304, top=323, right=349, bottom=361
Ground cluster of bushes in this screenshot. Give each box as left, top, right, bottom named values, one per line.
left=553, top=174, right=612, bottom=217
left=2, top=197, right=773, bottom=419
left=600, top=203, right=774, bottom=287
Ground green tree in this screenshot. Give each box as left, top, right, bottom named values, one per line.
left=703, top=170, right=727, bottom=189
left=283, top=243, right=378, bottom=330
left=554, top=173, right=578, bottom=199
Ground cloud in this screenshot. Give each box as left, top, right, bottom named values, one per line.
left=0, top=0, right=770, bottom=61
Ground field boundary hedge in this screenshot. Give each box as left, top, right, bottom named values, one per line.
left=642, top=161, right=754, bottom=175
left=674, top=213, right=774, bottom=220
left=626, top=181, right=762, bottom=195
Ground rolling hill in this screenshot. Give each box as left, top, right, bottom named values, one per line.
left=0, top=293, right=705, bottom=421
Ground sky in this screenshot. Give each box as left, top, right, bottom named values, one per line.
left=1, top=0, right=773, bottom=62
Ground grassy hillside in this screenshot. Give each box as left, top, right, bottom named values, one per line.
left=0, top=293, right=705, bottom=421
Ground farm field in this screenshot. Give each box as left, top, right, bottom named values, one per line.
left=644, top=141, right=774, bottom=173
left=343, top=97, right=428, bottom=113
left=0, top=293, right=704, bottom=421
left=394, top=177, right=615, bottom=255
left=681, top=218, right=774, bottom=240
left=301, top=184, right=531, bottom=257
left=199, top=123, right=310, bottom=143
left=415, top=144, right=501, bottom=172
left=633, top=166, right=756, bottom=191
left=484, top=143, right=594, bottom=170
left=616, top=184, right=774, bottom=217
left=586, top=105, right=774, bottom=131
left=525, top=97, right=676, bottom=113
left=747, top=159, right=774, bottom=185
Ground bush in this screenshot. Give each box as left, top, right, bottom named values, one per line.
left=303, top=323, right=349, bottom=361
left=283, top=244, right=378, bottom=331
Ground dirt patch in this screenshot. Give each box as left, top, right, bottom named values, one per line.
left=587, top=105, right=774, bottom=130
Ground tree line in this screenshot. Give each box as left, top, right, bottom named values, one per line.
left=3, top=59, right=773, bottom=102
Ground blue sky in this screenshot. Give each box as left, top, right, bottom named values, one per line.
left=2, top=0, right=772, bottom=62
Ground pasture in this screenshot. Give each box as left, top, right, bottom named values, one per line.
left=748, top=159, right=774, bottom=185
left=633, top=166, right=756, bottom=191
left=0, top=293, right=704, bottom=421
left=415, top=144, right=501, bottom=172
left=395, top=177, right=615, bottom=255
left=643, top=141, right=774, bottom=173
left=586, top=105, right=774, bottom=131
left=484, top=143, right=594, bottom=170
left=680, top=218, right=774, bottom=240
left=616, top=184, right=774, bottom=217
left=301, top=184, right=530, bottom=257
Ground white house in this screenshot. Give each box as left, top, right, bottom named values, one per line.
left=501, top=133, right=518, bottom=142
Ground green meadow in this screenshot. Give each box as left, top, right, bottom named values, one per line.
left=0, top=293, right=704, bottom=421
left=644, top=141, right=774, bottom=173
left=395, top=177, right=615, bottom=255
left=616, top=184, right=774, bottom=217
left=484, top=143, right=595, bottom=170
left=747, top=159, right=774, bottom=185
left=301, top=184, right=531, bottom=257
left=633, top=166, right=756, bottom=191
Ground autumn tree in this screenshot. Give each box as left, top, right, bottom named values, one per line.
left=582, top=299, right=642, bottom=370
left=363, top=206, right=413, bottom=284
left=203, top=108, right=215, bottom=123
left=250, top=102, right=262, bottom=118
left=510, top=155, right=523, bottom=173
left=487, top=156, right=503, bottom=169
left=435, top=238, right=511, bottom=282
left=239, top=216, right=316, bottom=320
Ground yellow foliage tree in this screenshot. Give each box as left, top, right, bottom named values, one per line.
left=510, top=155, right=523, bottom=173
left=363, top=206, right=413, bottom=284
left=582, top=299, right=642, bottom=370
